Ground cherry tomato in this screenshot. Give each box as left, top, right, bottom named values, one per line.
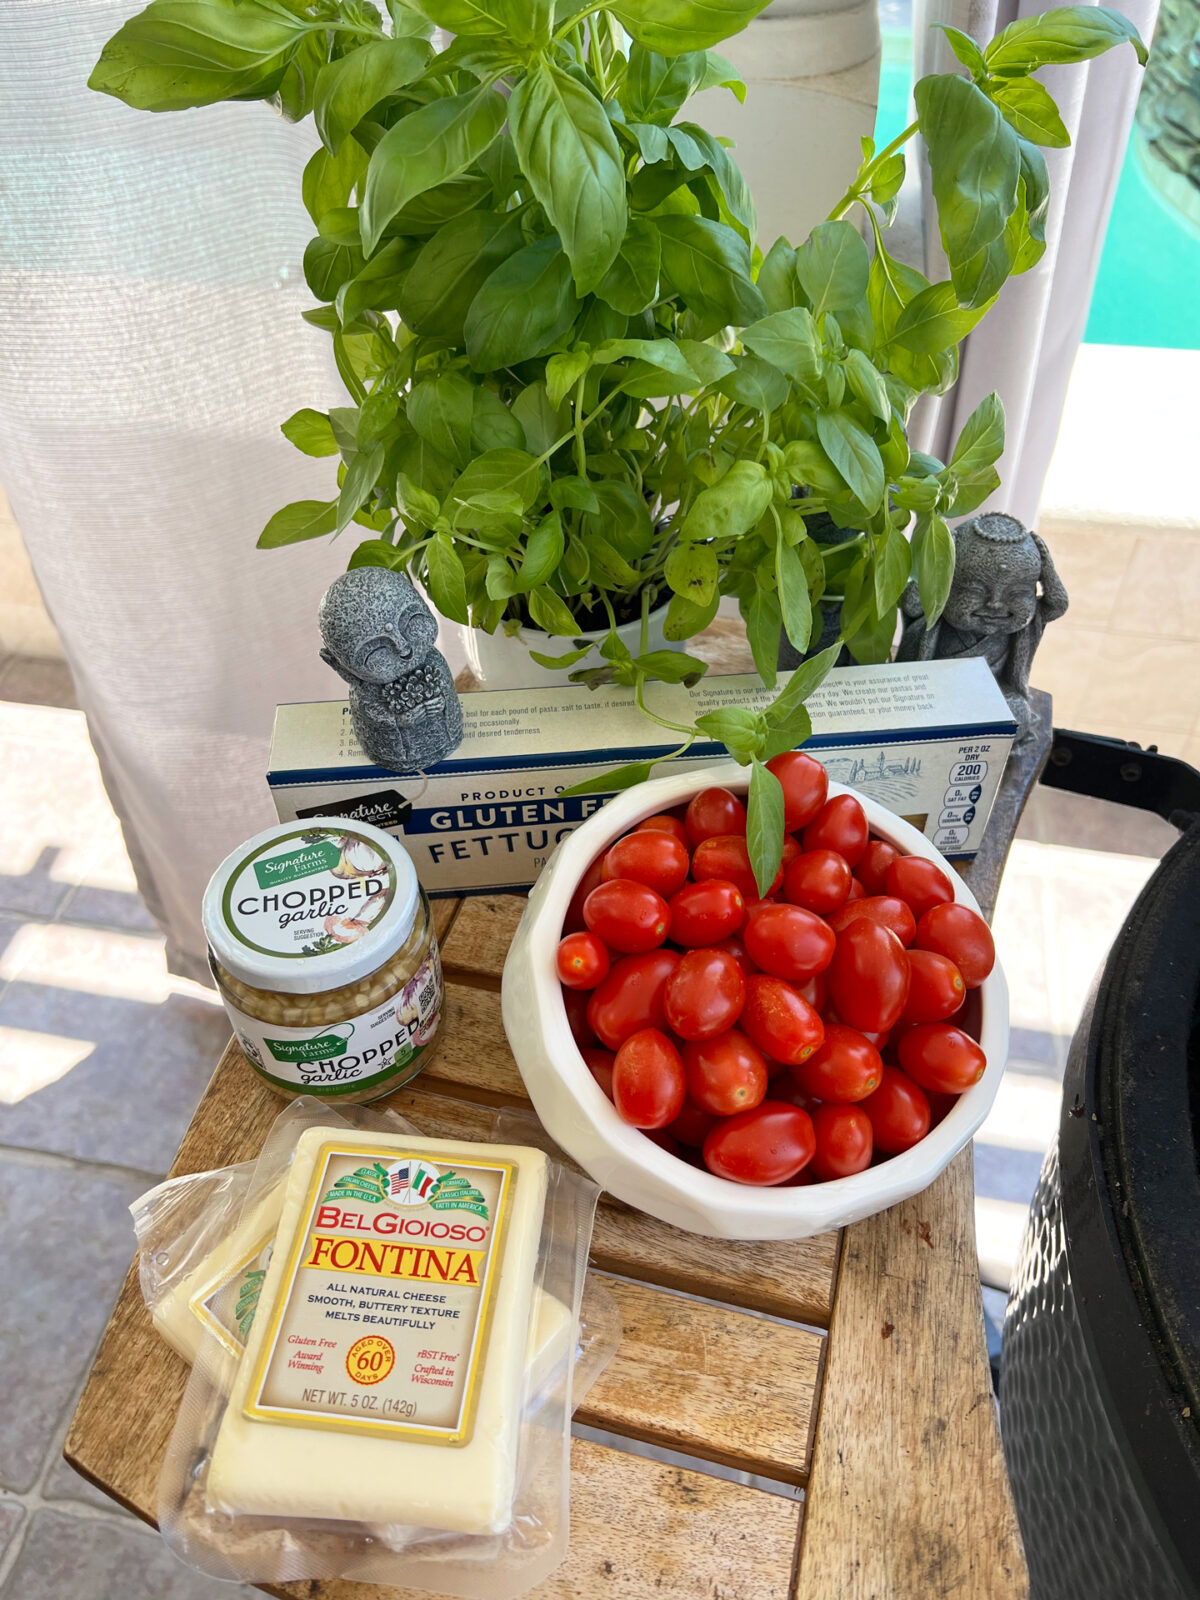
left=556, top=931, right=611, bottom=990
left=857, top=839, right=898, bottom=897
left=667, top=1099, right=718, bottom=1147
left=901, top=949, right=966, bottom=1024
left=683, top=1028, right=768, bottom=1115
left=564, top=856, right=604, bottom=934
left=828, top=919, right=910, bottom=1032
left=643, top=1128, right=682, bottom=1157
left=636, top=813, right=690, bottom=850
left=743, top=903, right=836, bottom=980
left=926, top=1089, right=958, bottom=1128
left=764, top=1052, right=791, bottom=1078
left=914, top=902, right=995, bottom=988
left=581, top=1047, right=615, bottom=1099
left=693, top=833, right=781, bottom=900
left=781, top=835, right=802, bottom=867
left=713, top=934, right=758, bottom=976
left=563, top=985, right=597, bottom=1050
left=664, top=948, right=746, bottom=1041
left=898, top=1022, right=986, bottom=1094
left=782, top=848, right=852, bottom=915
left=802, top=794, right=869, bottom=866
left=792, top=1022, right=883, bottom=1103
left=824, top=1009, right=890, bottom=1051
left=795, top=970, right=829, bottom=1012
left=827, top=894, right=917, bottom=948
left=584, top=878, right=670, bottom=954
left=685, top=786, right=747, bottom=845
left=861, top=1066, right=931, bottom=1154
left=766, top=750, right=829, bottom=830
left=775, top=1079, right=823, bottom=1113
left=668, top=879, right=745, bottom=946
left=810, top=1103, right=874, bottom=1181
left=846, top=879, right=866, bottom=901
left=741, top=975, right=825, bottom=1065
left=702, top=1102, right=815, bottom=1185
left=603, top=830, right=690, bottom=898
left=885, top=855, right=956, bottom=918
left=613, top=1028, right=685, bottom=1128
left=586, top=949, right=681, bottom=1049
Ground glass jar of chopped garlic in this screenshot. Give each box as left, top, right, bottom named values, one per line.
left=202, top=820, right=443, bottom=1103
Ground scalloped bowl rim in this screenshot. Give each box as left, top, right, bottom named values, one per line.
left=501, top=761, right=1009, bottom=1239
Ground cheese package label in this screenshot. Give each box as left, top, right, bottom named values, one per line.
left=243, top=1142, right=514, bottom=1444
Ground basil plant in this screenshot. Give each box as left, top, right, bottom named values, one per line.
left=91, top=0, right=1144, bottom=889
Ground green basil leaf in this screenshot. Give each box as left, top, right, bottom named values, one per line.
left=412, top=0, right=551, bottom=41
left=398, top=210, right=523, bottom=341
left=890, top=280, right=992, bottom=354
left=757, top=236, right=800, bottom=313
left=761, top=702, right=813, bottom=762
left=664, top=588, right=720, bottom=639
left=485, top=553, right=517, bottom=600
left=984, top=5, right=1147, bottom=72
left=745, top=582, right=781, bottom=687
left=336, top=238, right=414, bottom=322
left=408, top=372, right=475, bottom=465
left=1019, top=137, right=1051, bottom=244
left=527, top=585, right=580, bottom=635
left=545, top=349, right=593, bottom=409
left=611, top=0, right=769, bottom=53
left=657, top=214, right=767, bottom=329
left=549, top=476, right=600, bottom=514
left=593, top=337, right=699, bottom=386
left=511, top=381, right=566, bottom=456
left=869, top=151, right=906, bottom=219
left=314, top=36, right=430, bottom=154
left=782, top=439, right=843, bottom=497
left=874, top=523, right=912, bottom=613
left=509, top=57, right=627, bottom=295
left=866, top=239, right=929, bottom=342
left=388, top=171, right=492, bottom=235
left=775, top=537, right=812, bottom=653
left=424, top=533, right=470, bottom=624
left=514, top=510, right=565, bottom=590
left=714, top=352, right=789, bottom=412
left=815, top=410, right=885, bottom=512
left=665, top=541, right=719, bottom=607
left=844, top=347, right=890, bottom=422
left=913, top=73, right=1020, bottom=310
left=348, top=537, right=406, bottom=570
left=302, top=138, right=369, bottom=227
left=747, top=758, right=786, bottom=895
left=950, top=391, right=1005, bottom=476
left=766, top=639, right=841, bottom=725
left=529, top=643, right=593, bottom=668
left=740, top=306, right=821, bottom=385
left=635, top=648, right=707, bottom=685
left=449, top=447, right=544, bottom=515
left=844, top=604, right=897, bottom=665
left=257, top=498, right=338, bottom=549
left=335, top=442, right=384, bottom=533
left=934, top=23, right=987, bottom=76
left=676, top=337, right=736, bottom=385
left=595, top=217, right=662, bottom=315
left=987, top=76, right=1071, bottom=148
left=281, top=409, right=338, bottom=457
left=795, top=220, right=870, bottom=319
left=676, top=122, right=756, bottom=242
left=913, top=510, right=955, bottom=626
left=681, top=459, right=772, bottom=541
left=303, top=235, right=363, bottom=302
left=89, top=0, right=309, bottom=110
left=471, top=387, right=525, bottom=453
left=465, top=236, right=581, bottom=371
left=562, top=759, right=659, bottom=796
left=273, top=29, right=325, bottom=124
left=360, top=86, right=506, bottom=252
left=695, top=706, right=760, bottom=758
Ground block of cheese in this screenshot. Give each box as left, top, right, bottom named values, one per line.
left=206, top=1127, right=549, bottom=1534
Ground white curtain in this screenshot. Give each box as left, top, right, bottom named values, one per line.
left=909, top=0, right=1160, bottom=523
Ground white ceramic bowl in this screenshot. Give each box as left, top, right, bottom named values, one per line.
left=501, top=763, right=1009, bottom=1239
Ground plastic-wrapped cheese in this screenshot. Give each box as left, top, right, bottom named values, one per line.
left=206, top=1128, right=549, bottom=1534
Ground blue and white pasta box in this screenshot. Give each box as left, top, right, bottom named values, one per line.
left=267, top=657, right=1016, bottom=897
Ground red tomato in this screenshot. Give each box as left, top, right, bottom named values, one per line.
left=668, top=879, right=745, bottom=946
left=683, top=1028, right=768, bottom=1115
left=776, top=1079, right=823, bottom=1113
left=743, top=903, right=836, bottom=980
left=846, top=879, right=866, bottom=901
left=792, top=1022, right=883, bottom=1103
left=901, top=950, right=966, bottom=1024
left=741, top=975, right=825, bottom=1065
left=581, top=1046, right=615, bottom=1099
left=664, top=948, right=746, bottom=1041
left=915, top=902, right=995, bottom=988
left=613, top=1028, right=685, bottom=1128
left=713, top=934, right=758, bottom=976
left=827, top=894, right=916, bottom=947
left=781, top=835, right=802, bottom=866
left=636, top=813, right=690, bottom=850
left=822, top=1007, right=890, bottom=1049
left=563, top=986, right=597, bottom=1050
left=685, top=786, right=747, bottom=845
left=885, top=855, right=956, bottom=918
left=702, top=1102, right=816, bottom=1185
left=586, top=949, right=681, bottom=1050
left=795, top=970, right=829, bottom=1012
left=828, top=919, right=910, bottom=1032
left=764, top=1052, right=791, bottom=1078
left=861, top=1066, right=931, bottom=1154
left=564, top=856, right=604, bottom=934
left=603, top=830, right=690, bottom=898
left=926, top=1088, right=958, bottom=1128
left=556, top=931, right=611, bottom=990
left=857, top=839, right=898, bottom=896
left=766, top=750, right=829, bottom=830
left=693, top=833, right=781, bottom=901
left=898, top=1022, right=986, bottom=1094
left=584, top=878, right=670, bottom=954
left=810, top=1103, right=874, bottom=1181
left=802, top=794, right=868, bottom=866
left=643, top=1128, right=682, bottom=1156
left=667, top=1099, right=718, bottom=1147
left=782, top=848, right=852, bottom=915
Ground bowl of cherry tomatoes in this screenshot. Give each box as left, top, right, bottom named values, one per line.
left=501, top=756, right=1008, bottom=1239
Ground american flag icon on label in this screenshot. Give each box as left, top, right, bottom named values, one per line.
left=386, top=1159, right=439, bottom=1206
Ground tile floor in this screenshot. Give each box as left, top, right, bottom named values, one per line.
left=0, top=633, right=1188, bottom=1591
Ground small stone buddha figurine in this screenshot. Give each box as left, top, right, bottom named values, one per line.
left=318, top=567, right=463, bottom=772
left=897, top=513, right=1068, bottom=740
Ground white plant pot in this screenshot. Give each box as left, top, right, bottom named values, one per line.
left=502, top=763, right=1009, bottom=1240
left=462, top=601, right=675, bottom=691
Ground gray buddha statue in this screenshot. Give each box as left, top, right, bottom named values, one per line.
left=318, top=567, right=463, bottom=772
left=897, top=513, right=1068, bottom=740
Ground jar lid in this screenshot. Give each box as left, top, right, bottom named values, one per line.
left=203, top=820, right=419, bottom=995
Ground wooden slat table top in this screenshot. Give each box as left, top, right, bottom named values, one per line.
left=66, top=692, right=1050, bottom=1600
